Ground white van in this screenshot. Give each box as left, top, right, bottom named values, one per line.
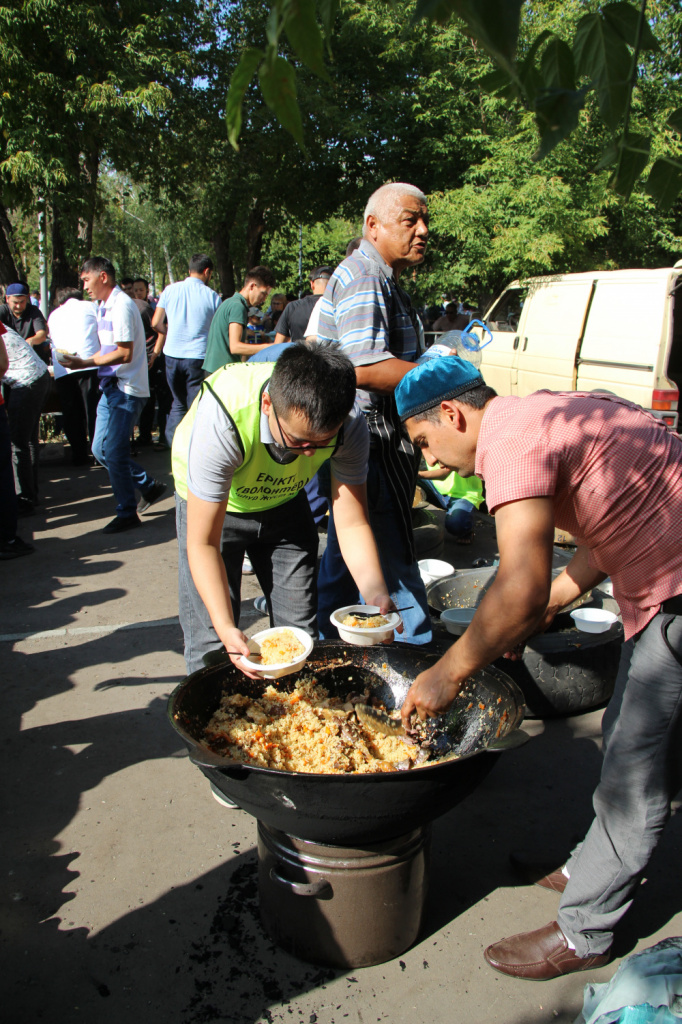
left=475, top=264, right=682, bottom=429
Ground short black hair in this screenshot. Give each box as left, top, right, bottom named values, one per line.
left=121, top=276, right=135, bottom=287
left=55, top=287, right=83, bottom=305
left=188, top=254, right=213, bottom=273
left=411, top=384, right=498, bottom=423
left=244, top=265, right=276, bottom=289
left=81, top=256, right=116, bottom=281
left=268, top=342, right=357, bottom=433
left=133, top=276, right=149, bottom=289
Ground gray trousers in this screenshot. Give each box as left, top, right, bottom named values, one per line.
left=176, top=490, right=319, bottom=676
left=558, top=611, right=682, bottom=956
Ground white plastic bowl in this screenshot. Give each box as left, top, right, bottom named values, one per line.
left=570, top=608, right=618, bottom=634
left=418, top=558, right=455, bottom=587
left=239, top=625, right=313, bottom=679
left=54, top=349, right=75, bottom=365
left=440, top=607, right=476, bottom=636
left=330, top=605, right=401, bottom=646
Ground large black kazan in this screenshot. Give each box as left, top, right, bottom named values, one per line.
left=168, top=640, right=527, bottom=968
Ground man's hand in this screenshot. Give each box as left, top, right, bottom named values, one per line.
left=221, top=625, right=263, bottom=680
left=368, top=591, right=404, bottom=638
left=148, top=350, right=158, bottom=368
left=59, top=353, right=87, bottom=370
left=401, top=661, right=463, bottom=728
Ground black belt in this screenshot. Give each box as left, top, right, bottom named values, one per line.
left=661, top=595, right=682, bottom=615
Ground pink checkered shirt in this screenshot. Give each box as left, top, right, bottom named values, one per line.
left=475, top=391, right=682, bottom=640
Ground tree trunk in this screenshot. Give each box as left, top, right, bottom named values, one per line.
left=211, top=217, right=235, bottom=298
left=245, top=204, right=265, bottom=270
left=78, top=147, right=100, bottom=257
left=0, top=202, right=21, bottom=285
left=163, top=244, right=176, bottom=284
left=50, top=203, right=79, bottom=301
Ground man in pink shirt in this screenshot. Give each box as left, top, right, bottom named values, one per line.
left=395, top=357, right=682, bottom=981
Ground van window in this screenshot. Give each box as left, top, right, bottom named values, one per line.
left=486, top=287, right=527, bottom=332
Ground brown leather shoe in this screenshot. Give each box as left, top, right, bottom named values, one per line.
left=509, top=852, right=568, bottom=893
left=535, top=868, right=568, bottom=894
left=484, top=921, right=610, bottom=980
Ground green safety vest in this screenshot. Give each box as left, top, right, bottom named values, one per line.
left=172, top=362, right=337, bottom=514
left=431, top=470, right=484, bottom=508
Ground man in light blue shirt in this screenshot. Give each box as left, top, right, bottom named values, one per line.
left=152, top=254, right=221, bottom=444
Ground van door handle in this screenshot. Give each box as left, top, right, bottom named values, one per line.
left=522, top=337, right=528, bottom=351
left=513, top=336, right=520, bottom=350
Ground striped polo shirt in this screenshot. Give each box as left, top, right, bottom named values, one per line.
left=96, top=286, right=149, bottom=398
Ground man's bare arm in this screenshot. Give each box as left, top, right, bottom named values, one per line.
left=228, top=320, right=271, bottom=357
left=354, top=357, right=419, bottom=395
left=59, top=342, right=133, bottom=370
left=27, top=329, right=48, bottom=347
left=401, top=496, right=556, bottom=724
left=151, top=307, right=167, bottom=335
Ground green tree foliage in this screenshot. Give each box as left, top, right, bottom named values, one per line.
left=228, top=0, right=682, bottom=208
left=0, top=0, right=206, bottom=288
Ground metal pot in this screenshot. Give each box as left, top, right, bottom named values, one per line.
left=168, top=640, right=526, bottom=845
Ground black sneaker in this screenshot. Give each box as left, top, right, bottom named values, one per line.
left=137, top=480, right=168, bottom=514
left=0, top=536, right=36, bottom=559
left=102, top=514, right=142, bottom=534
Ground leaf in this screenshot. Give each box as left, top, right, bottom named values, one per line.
left=317, top=0, right=340, bottom=39
left=602, top=2, right=659, bottom=51
left=477, top=66, right=518, bottom=101
left=647, top=157, right=682, bottom=210
left=573, top=12, right=632, bottom=129
left=414, top=0, right=525, bottom=78
left=533, top=87, right=587, bottom=160
left=225, top=48, right=263, bottom=152
left=282, top=0, right=329, bottom=78
left=259, top=56, right=306, bottom=151
left=608, top=133, right=651, bottom=196
left=668, top=107, right=682, bottom=136
left=541, top=38, right=575, bottom=91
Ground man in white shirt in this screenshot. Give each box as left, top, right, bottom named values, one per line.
left=48, top=287, right=101, bottom=465
left=60, top=257, right=167, bottom=534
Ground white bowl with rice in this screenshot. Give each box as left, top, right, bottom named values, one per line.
left=240, top=625, right=313, bottom=679
left=330, top=605, right=401, bottom=646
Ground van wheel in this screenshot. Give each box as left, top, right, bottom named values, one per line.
left=412, top=507, right=445, bottom=560
left=496, top=625, right=623, bottom=718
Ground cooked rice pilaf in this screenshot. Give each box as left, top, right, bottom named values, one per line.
left=259, top=628, right=306, bottom=665
left=204, top=678, right=418, bottom=774
left=341, top=613, right=389, bottom=628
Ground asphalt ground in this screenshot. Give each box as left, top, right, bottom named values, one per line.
left=2, top=442, right=682, bottom=1024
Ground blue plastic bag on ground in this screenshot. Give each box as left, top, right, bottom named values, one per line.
left=574, top=938, right=682, bottom=1024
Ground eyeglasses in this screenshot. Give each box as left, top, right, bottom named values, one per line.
left=270, top=401, right=342, bottom=451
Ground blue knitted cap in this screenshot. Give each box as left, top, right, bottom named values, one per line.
left=395, top=358, right=485, bottom=421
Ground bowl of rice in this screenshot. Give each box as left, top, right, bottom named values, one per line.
left=240, top=626, right=313, bottom=679
left=330, top=605, right=401, bottom=646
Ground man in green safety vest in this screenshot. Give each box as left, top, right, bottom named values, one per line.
left=172, top=342, right=397, bottom=676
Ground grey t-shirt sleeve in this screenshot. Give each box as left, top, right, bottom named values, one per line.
left=186, top=390, right=244, bottom=502
left=329, top=403, right=369, bottom=486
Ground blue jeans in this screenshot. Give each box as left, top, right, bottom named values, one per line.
left=419, top=479, right=475, bottom=538
left=317, top=457, right=432, bottom=645
left=164, top=356, right=205, bottom=446
left=92, top=380, right=153, bottom=518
